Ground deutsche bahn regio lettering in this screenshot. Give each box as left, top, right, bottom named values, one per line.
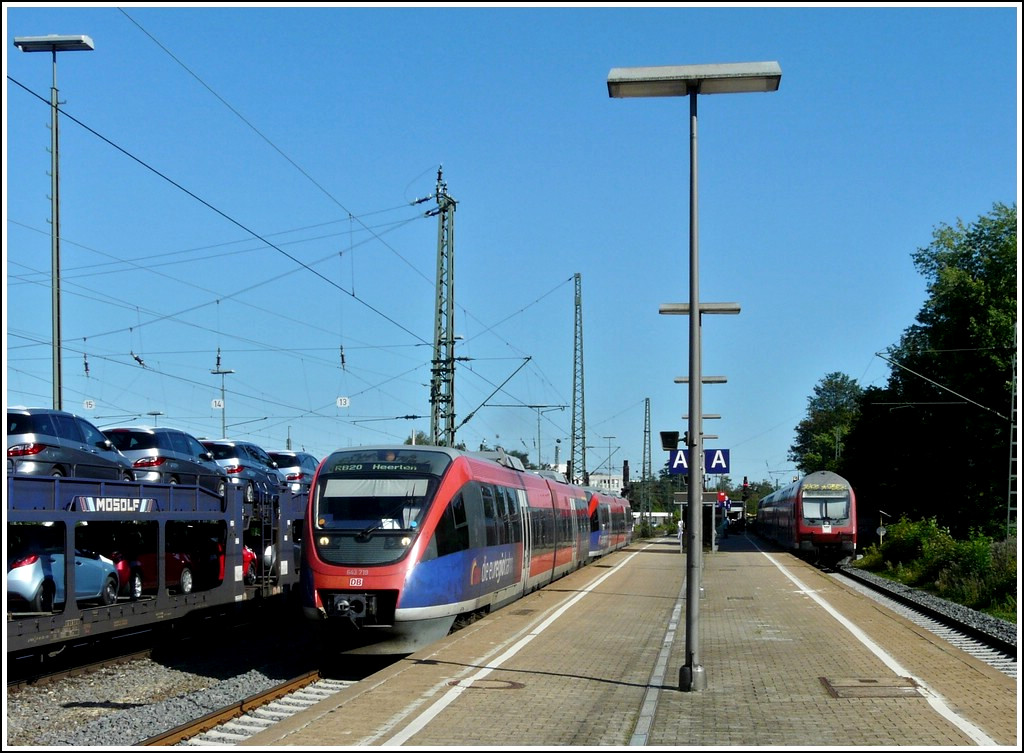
left=479, top=552, right=515, bottom=583
left=72, top=496, right=156, bottom=513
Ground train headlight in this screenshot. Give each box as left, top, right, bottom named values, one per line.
left=318, top=535, right=330, bottom=546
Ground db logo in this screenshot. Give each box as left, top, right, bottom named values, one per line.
left=349, top=578, right=364, bottom=587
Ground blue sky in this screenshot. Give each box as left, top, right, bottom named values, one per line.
left=4, top=3, right=1020, bottom=489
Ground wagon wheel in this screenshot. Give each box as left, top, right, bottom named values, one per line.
left=128, top=570, right=143, bottom=601
left=177, top=567, right=194, bottom=595
left=33, top=580, right=56, bottom=612
left=100, top=575, right=119, bottom=605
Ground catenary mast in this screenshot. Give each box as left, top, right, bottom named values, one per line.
left=429, top=167, right=457, bottom=446
left=569, top=273, right=587, bottom=485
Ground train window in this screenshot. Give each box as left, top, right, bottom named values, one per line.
left=508, top=489, right=524, bottom=544
left=500, top=486, right=521, bottom=544
left=802, top=496, right=850, bottom=523
left=480, top=484, right=498, bottom=547
left=578, top=499, right=589, bottom=539
left=494, top=487, right=507, bottom=545
left=316, top=478, right=430, bottom=530
left=493, top=486, right=507, bottom=519
left=434, top=493, right=470, bottom=557
left=503, top=487, right=520, bottom=518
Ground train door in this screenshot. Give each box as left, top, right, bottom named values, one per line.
left=573, top=497, right=589, bottom=565
left=516, top=488, right=532, bottom=585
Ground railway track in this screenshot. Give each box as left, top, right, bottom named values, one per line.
left=6, top=647, right=155, bottom=692
left=140, top=671, right=356, bottom=746
left=830, top=566, right=1017, bottom=678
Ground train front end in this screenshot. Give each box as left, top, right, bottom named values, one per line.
left=796, top=471, right=857, bottom=562
left=301, top=446, right=458, bottom=654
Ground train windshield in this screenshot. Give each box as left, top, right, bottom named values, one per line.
left=312, top=448, right=451, bottom=534
left=801, top=490, right=850, bottom=523
left=316, top=478, right=430, bottom=531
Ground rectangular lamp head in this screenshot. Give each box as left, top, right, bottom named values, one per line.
left=14, top=34, right=95, bottom=53
left=608, top=61, right=781, bottom=98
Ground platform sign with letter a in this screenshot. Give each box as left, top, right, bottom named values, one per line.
left=668, top=448, right=730, bottom=475
left=705, top=448, right=730, bottom=475
left=669, top=449, right=690, bottom=474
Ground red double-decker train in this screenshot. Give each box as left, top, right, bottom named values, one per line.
left=754, top=470, right=857, bottom=566
left=300, top=445, right=632, bottom=654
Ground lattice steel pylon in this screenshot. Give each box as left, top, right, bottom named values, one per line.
left=568, top=273, right=587, bottom=485
left=429, top=167, right=457, bottom=446
left=642, top=397, right=652, bottom=520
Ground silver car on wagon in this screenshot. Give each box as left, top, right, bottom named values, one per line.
left=103, top=426, right=228, bottom=497
left=7, top=407, right=135, bottom=481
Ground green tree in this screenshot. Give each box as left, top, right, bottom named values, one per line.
left=842, top=203, right=1016, bottom=537
left=789, top=372, right=863, bottom=475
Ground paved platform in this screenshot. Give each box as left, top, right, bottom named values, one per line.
left=244, top=532, right=1019, bottom=748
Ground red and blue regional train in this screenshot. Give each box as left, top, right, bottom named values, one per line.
left=301, top=445, right=632, bottom=654
left=755, top=470, right=857, bottom=565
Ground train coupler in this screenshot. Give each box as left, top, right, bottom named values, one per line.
left=325, top=592, right=377, bottom=628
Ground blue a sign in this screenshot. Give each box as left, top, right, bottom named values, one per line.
left=668, top=448, right=730, bottom=475
left=706, top=449, right=730, bottom=474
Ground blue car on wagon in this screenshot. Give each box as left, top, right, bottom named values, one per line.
left=6, top=540, right=120, bottom=613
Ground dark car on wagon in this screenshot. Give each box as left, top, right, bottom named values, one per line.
left=200, top=439, right=286, bottom=503
left=103, top=426, right=228, bottom=497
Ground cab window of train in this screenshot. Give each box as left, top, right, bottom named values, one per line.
left=314, top=477, right=430, bottom=530
left=802, top=495, right=850, bottom=522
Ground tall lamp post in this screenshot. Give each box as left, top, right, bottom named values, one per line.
left=608, top=61, right=781, bottom=691
left=13, top=34, right=95, bottom=411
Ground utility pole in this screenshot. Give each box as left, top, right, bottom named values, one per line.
left=642, top=397, right=652, bottom=523
left=569, top=273, right=587, bottom=485
left=429, top=167, right=457, bottom=446
left=489, top=404, right=566, bottom=468
left=603, top=436, right=617, bottom=477
left=211, top=348, right=234, bottom=439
